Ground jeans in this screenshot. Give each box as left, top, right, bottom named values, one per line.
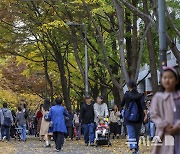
left=82, top=123, right=95, bottom=144
left=126, top=123, right=142, bottom=151
left=0, top=127, right=1, bottom=139
left=1, top=125, right=10, bottom=140
left=18, top=124, right=27, bottom=141
left=53, top=132, right=64, bottom=150
left=145, top=122, right=155, bottom=138
left=74, top=123, right=81, bottom=139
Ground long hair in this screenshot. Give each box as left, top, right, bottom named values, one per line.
left=40, top=104, right=43, bottom=111
left=43, top=98, right=51, bottom=111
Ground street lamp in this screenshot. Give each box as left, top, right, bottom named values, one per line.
left=66, top=22, right=89, bottom=97
left=158, top=0, right=167, bottom=71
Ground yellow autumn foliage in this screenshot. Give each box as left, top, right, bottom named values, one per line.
left=40, top=20, right=66, bottom=32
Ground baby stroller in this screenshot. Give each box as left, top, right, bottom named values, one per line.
left=95, top=118, right=111, bottom=147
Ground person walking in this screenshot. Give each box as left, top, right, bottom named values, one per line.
left=36, top=104, right=43, bottom=140
left=150, top=67, right=180, bottom=154
left=144, top=100, right=155, bottom=141
left=94, top=96, right=109, bottom=124
left=121, top=80, right=146, bottom=154
left=74, top=111, right=81, bottom=140
left=65, top=108, right=74, bottom=140
left=16, top=106, right=27, bottom=141
left=0, top=126, right=1, bottom=140
left=0, top=102, right=13, bottom=141
left=120, top=108, right=127, bottom=136
left=40, top=98, right=52, bottom=147
left=21, top=103, right=29, bottom=120
left=10, top=110, right=16, bottom=139
left=80, top=96, right=95, bottom=146
left=109, top=104, right=121, bottom=139
left=48, top=98, right=69, bottom=152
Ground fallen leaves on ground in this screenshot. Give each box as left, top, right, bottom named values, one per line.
left=0, top=136, right=153, bottom=154
left=0, top=142, right=15, bottom=154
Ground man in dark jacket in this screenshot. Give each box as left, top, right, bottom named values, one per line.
left=80, top=96, right=95, bottom=146
left=0, top=103, right=13, bottom=141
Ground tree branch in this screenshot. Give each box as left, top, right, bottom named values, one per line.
left=135, top=22, right=151, bottom=81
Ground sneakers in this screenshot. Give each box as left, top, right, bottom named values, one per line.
left=54, top=149, right=61, bottom=152
left=117, top=134, right=120, bottom=139
left=2, top=136, right=6, bottom=142
left=90, top=143, right=95, bottom=146
left=45, top=144, right=51, bottom=148
left=76, top=137, right=80, bottom=140
left=85, top=143, right=88, bottom=146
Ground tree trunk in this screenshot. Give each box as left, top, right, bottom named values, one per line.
left=48, top=40, right=71, bottom=109
left=125, top=9, right=132, bottom=76
left=143, top=0, right=159, bottom=94
left=82, top=0, right=123, bottom=90
left=91, top=83, right=99, bottom=101
left=112, top=0, right=130, bottom=84
left=100, top=78, right=108, bottom=104
left=44, top=57, right=54, bottom=102
left=112, top=85, right=121, bottom=108
left=119, top=0, right=180, bottom=65
left=130, top=0, right=138, bottom=79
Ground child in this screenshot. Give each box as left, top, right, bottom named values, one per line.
left=150, top=66, right=180, bottom=154
left=109, top=105, right=121, bottom=139
left=95, top=119, right=109, bottom=140
left=16, top=106, right=27, bottom=141
left=144, top=100, right=155, bottom=141
left=74, top=111, right=81, bottom=140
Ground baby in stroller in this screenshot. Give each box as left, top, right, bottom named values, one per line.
left=95, top=118, right=109, bottom=139
left=95, top=118, right=111, bottom=147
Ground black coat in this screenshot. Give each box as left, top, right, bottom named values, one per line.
left=121, top=90, right=146, bottom=124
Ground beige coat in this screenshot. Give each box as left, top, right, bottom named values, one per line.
left=150, top=91, right=180, bottom=154
left=109, top=111, right=120, bottom=123
left=40, top=108, right=50, bottom=136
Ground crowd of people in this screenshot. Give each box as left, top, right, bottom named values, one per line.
left=0, top=66, right=179, bottom=154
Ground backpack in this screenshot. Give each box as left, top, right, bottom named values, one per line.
left=124, top=100, right=139, bottom=122
left=2, top=109, right=12, bottom=127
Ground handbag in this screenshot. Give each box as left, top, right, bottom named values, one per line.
left=44, top=112, right=50, bottom=121
left=49, top=121, right=53, bottom=128
left=2, top=110, right=12, bottom=127
left=117, top=120, right=121, bottom=125
left=49, top=112, right=58, bottom=128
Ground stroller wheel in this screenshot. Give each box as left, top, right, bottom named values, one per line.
left=95, top=141, right=98, bottom=147
left=108, top=142, right=112, bottom=147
